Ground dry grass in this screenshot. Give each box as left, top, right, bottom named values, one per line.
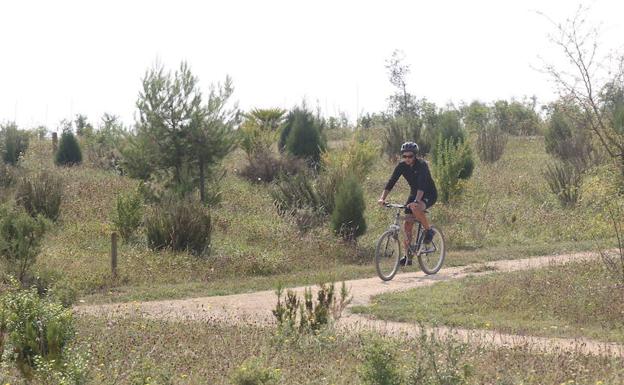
left=3, top=315, right=622, bottom=384
left=353, top=260, right=624, bottom=343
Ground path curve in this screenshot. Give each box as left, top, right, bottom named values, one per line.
left=76, top=250, right=624, bottom=357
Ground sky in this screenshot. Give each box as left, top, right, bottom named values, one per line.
left=1, top=0, right=623, bottom=130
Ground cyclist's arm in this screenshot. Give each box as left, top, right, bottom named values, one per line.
left=415, top=190, right=424, bottom=203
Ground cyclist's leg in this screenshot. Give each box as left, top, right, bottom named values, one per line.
left=403, top=196, right=416, bottom=250
left=408, top=200, right=430, bottom=230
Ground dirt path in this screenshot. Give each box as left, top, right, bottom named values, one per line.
left=76, top=250, right=624, bottom=357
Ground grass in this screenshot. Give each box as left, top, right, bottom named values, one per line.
left=1, top=134, right=621, bottom=304
left=3, top=316, right=623, bottom=384
left=352, top=260, right=624, bottom=343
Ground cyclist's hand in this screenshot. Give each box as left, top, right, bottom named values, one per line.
left=377, top=198, right=385, bottom=206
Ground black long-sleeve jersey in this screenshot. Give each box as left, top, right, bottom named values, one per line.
left=384, top=159, right=438, bottom=198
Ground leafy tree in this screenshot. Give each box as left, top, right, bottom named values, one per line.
left=463, top=101, right=490, bottom=133
left=492, top=100, right=541, bottom=136
left=385, top=49, right=416, bottom=116
left=331, top=175, right=367, bottom=241
left=0, top=122, right=29, bottom=165
left=74, top=114, right=94, bottom=137
left=55, top=129, right=82, bottom=166
left=542, top=6, right=624, bottom=176
left=544, top=102, right=593, bottom=170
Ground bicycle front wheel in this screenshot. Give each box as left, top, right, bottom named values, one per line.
left=375, top=230, right=401, bottom=281
left=417, top=226, right=446, bottom=275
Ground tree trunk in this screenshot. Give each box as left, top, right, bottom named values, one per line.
left=199, top=159, right=205, bottom=204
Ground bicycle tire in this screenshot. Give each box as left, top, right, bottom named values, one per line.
left=417, top=226, right=446, bottom=275
left=375, top=230, right=401, bottom=281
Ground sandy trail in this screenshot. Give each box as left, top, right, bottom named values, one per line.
left=76, top=251, right=624, bottom=357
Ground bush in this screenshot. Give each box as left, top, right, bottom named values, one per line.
left=230, top=357, right=281, bottom=385
left=0, top=283, right=75, bottom=374
left=15, top=170, right=63, bottom=221
left=85, top=113, right=125, bottom=171
left=55, top=130, right=82, bottom=166
left=280, top=108, right=326, bottom=165
left=543, top=160, right=582, bottom=207
left=111, top=188, right=144, bottom=242
left=273, top=282, right=351, bottom=333
left=476, top=122, right=507, bottom=163
left=0, top=162, right=16, bottom=189
left=239, top=152, right=306, bottom=184
left=0, top=205, right=47, bottom=283
left=382, top=115, right=423, bottom=160
left=331, top=176, right=367, bottom=241
left=544, top=107, right=592, bottom=170
left=432, top=138, right=473, bottom=203
left=145, top=198, right=211, bottom=256
left=270, top=173, right=322, bottom=216
left=359, top=337, right=402, bottom=385
left=318, top=139, right=377, bottom=214
left=0, top=122, right=29, bottom=165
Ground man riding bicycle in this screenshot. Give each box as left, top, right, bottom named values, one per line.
left=378, top=141, right=438, bottom=266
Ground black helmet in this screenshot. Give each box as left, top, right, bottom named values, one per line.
left=400, top=141, right=419, bottom=154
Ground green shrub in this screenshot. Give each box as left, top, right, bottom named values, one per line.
left=543, top=160, right=582, bottom=207
left=0, top=205, right=47, bottom=283
left=0, top=283, right=75, bottom=374
left=145, top=198, right=211, bottom=256
left=239, top=152, right=306, bottom=184
left=434, top=110, right=465, bottom=143
left=382, top=115, right=423, bottom=160
left=55, top=130, right=83, bottom=166
left=15, top=170, right=63, bottom=221
left=112, top=189, right=144, bottom=242
left=406, top=331, right=472, bottom=385
left=476, top=122, right=507, bottom=163
left=270, top=173, right=322, bottom=215
left=318, top=139, right=377, bottom=214
left=85, top=113, right=125, bottom=170
left=0, top=162, right=16, bottom=189
left=1, top=122, right=29, bottom=165
left=331, top=176, right=367, bottom=241
left=33, top=347, right=89, bottom=385
left=230, top=357, right=281, bottom=385
left=281, top=108, right=326, bottom=165
left=432, top=138, right=473, bottom=203
left=273, top=282, right=351, bottom=333
left=544, top=107, right=592, bottom=169
left=358, top=337, right=402, bottom=385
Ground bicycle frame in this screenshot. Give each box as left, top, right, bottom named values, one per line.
left=386, top=204, right=425, bottom=255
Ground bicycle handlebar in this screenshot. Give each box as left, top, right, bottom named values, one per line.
left=383, top=203, right=406, bottom=209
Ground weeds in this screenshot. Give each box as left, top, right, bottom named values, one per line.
left=273, top=281, right=351, bottom=333
left=230, top=357, right=281, bottom=385
left=144, top=198, right=211, bottom=256
left=599, top=206, right=624, bottom=286
left=15, top=170, right=63, bottom=221
left=543, top=160, right=582, bottom=207
left=111, top=188, right=144, bottom=242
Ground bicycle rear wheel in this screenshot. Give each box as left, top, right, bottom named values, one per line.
left=375, top=230, right=401, bottom=281
left=417, top=226, right=445, bottom=275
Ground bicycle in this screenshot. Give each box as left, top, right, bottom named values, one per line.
left=374, top=203, right=446, bottom=281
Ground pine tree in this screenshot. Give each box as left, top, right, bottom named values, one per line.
left=331, top=175, right=367, bottom=241
left=55, top=130, right=82, bottom=166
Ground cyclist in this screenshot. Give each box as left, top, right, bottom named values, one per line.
left=377, top=141, right=437, bottom=266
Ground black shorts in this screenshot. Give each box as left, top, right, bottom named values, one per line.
left=404, top=194, right=436, bottom=214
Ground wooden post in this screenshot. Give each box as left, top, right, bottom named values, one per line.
left=52, top=132, right=58, bottom=152
left=111, top=232, right=118, bottom=279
